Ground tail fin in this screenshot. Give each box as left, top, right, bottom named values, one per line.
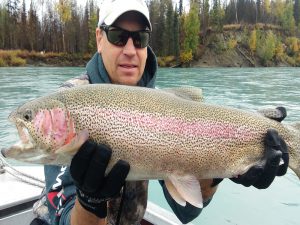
left=285, top=122, right=300, bottom=179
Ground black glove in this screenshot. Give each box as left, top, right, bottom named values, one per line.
left=70, top=140, right=130, bottom=218
left=212, top=115, right=289, bottom=189
left=229, top=129, right=289, bottom=189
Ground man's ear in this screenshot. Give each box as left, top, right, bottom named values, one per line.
left=96, top=28, right=103, bottom=53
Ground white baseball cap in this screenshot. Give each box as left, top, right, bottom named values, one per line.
left=98, top=0, right=152, bottom=30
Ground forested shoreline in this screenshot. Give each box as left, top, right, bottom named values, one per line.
left=0, top=0, right=300, bottom=67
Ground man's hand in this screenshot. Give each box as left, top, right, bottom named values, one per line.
left=230, top=129, right=289, bottom=189
left=70, top=140, right=130, bottom=218
left=212, top=107, right=289, bottom=189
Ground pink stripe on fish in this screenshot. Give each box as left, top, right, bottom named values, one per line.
left=97, top=108, right=255, bottom=140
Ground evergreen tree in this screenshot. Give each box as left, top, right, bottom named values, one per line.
left=6, top=0, right=20, bottom=48
left=20, top=0, right=28, bottom=49
left=256, top=0, right=261, bottom=23
left=224, top=0, right=238, bottom=24
left=179, top=0, right=183, bottom=16
left=165, top=0, right=174, bottom=55
left=294, top=0, right=300, bottom=27
left=174, top=4, right=180, bottom=62
left=27, top=1, right=39, bottom=51
left=148, top=0, right=160, bottom=54
left=183, top=2, right=200, bottom=55
left=0, top=4, right=8, bottom=48
left=201, top=0, right=209, bottom=35
left=157, top=0, right=167, bottom=56
left=37, top=0, right=46, bottom=51
left=88, top=0, right=98, bottom=53
left=65, top=0, right=81, bottom=53
left=210, top=0, right=224, bottom=31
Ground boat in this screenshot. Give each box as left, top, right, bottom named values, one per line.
left=0, top=157, right=192, bottom=225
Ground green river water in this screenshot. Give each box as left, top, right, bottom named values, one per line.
left=0, top=67, right=299, bottom=225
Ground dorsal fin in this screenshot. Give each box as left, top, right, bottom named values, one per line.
left=257, top=106, right=287, bottom=122
left=162, top=86, right=204, bottom=102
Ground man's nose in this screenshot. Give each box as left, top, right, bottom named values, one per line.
left=123, top=37, right=136, bottom=56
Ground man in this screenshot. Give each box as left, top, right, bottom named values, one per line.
left=35, top=0, right=289, bottom=225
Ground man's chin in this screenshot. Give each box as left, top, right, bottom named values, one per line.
left=116, top=75, right=141, bottom=86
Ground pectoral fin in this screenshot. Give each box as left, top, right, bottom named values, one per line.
left=165, top=179, right=187, bottom=207
left=165, top=174, right=203, bottom=208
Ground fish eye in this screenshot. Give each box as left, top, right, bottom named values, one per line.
left=24, top=109, right=32, bottom=121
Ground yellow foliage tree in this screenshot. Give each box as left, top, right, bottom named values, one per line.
left=180, top=50, right=193, bottom=65
left=291, top=38, right=299, bottom=53
left=264, top=0, right=271, bottom=14
left=286, top=37, right=299, bottom=55
left=55, top=0, right=72, bottom=52
left=275, top=42, right=284, bottom=60
left=249, top=29, right=257, bottom=54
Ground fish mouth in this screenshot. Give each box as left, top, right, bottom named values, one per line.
left=1, top=122, right=48, bottom=162
left=17, top=122, right=33, bottom=146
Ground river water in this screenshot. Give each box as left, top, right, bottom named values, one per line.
left=0, top=67, right=299, bottom=225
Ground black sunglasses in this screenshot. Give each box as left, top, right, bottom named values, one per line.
left=100, top=25, right=151, bottom=48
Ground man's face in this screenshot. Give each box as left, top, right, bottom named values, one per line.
left=96, top=12, right=148, bottom=86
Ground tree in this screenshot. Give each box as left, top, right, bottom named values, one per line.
left=27, top=1, right=39, bottom=51
left=285, top=37, right=299, bottom=55
left=183, top=2, right=200, bottom=55
left=249, top=29, right=257, bottom=54
left=20, top=0, right=28, bottom=49
left=157, top=0, right=167, bottom=56
left=174, top=4, right=180, bottom=62
left=210, top=0, right=224, bottom=31
left=281, top=1, right=296, bottom=35
left=37, top=0, right=46, bottom=51
left=272, top=0, right=294, bottom=34
left=294, top=0, right=300, bottom=27
left=44, top=1, right=60, bottom=52
left=6, top=0, right=20, bottom=49
left=0, top=3, right=9, bottom=48
left=88, top=0, right=98, bottom=53
left=55, top=0, right=72, bottom=52
left=262, top=0, right=271, bottom=23
left=179, top=0, right=183, bottom=16
left=257, top=31, right=276, bottom=65
left=224, top=0, right=238, bottom=24
left=165, top=0, right=174, bottom=55
left=201, top=0, right=209, bottom=35
left=275, top=40, right=285, bottom=61
left=64, top=0, right=81, bottom=53
left=256, top=0, right=262, bottom=23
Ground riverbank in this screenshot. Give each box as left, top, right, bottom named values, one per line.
left=0, top=50, right=91, bottom=67
left=0, top=48, right=292, bottom=68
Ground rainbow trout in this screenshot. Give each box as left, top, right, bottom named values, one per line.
left=2, top=84, right=300, bottom=208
